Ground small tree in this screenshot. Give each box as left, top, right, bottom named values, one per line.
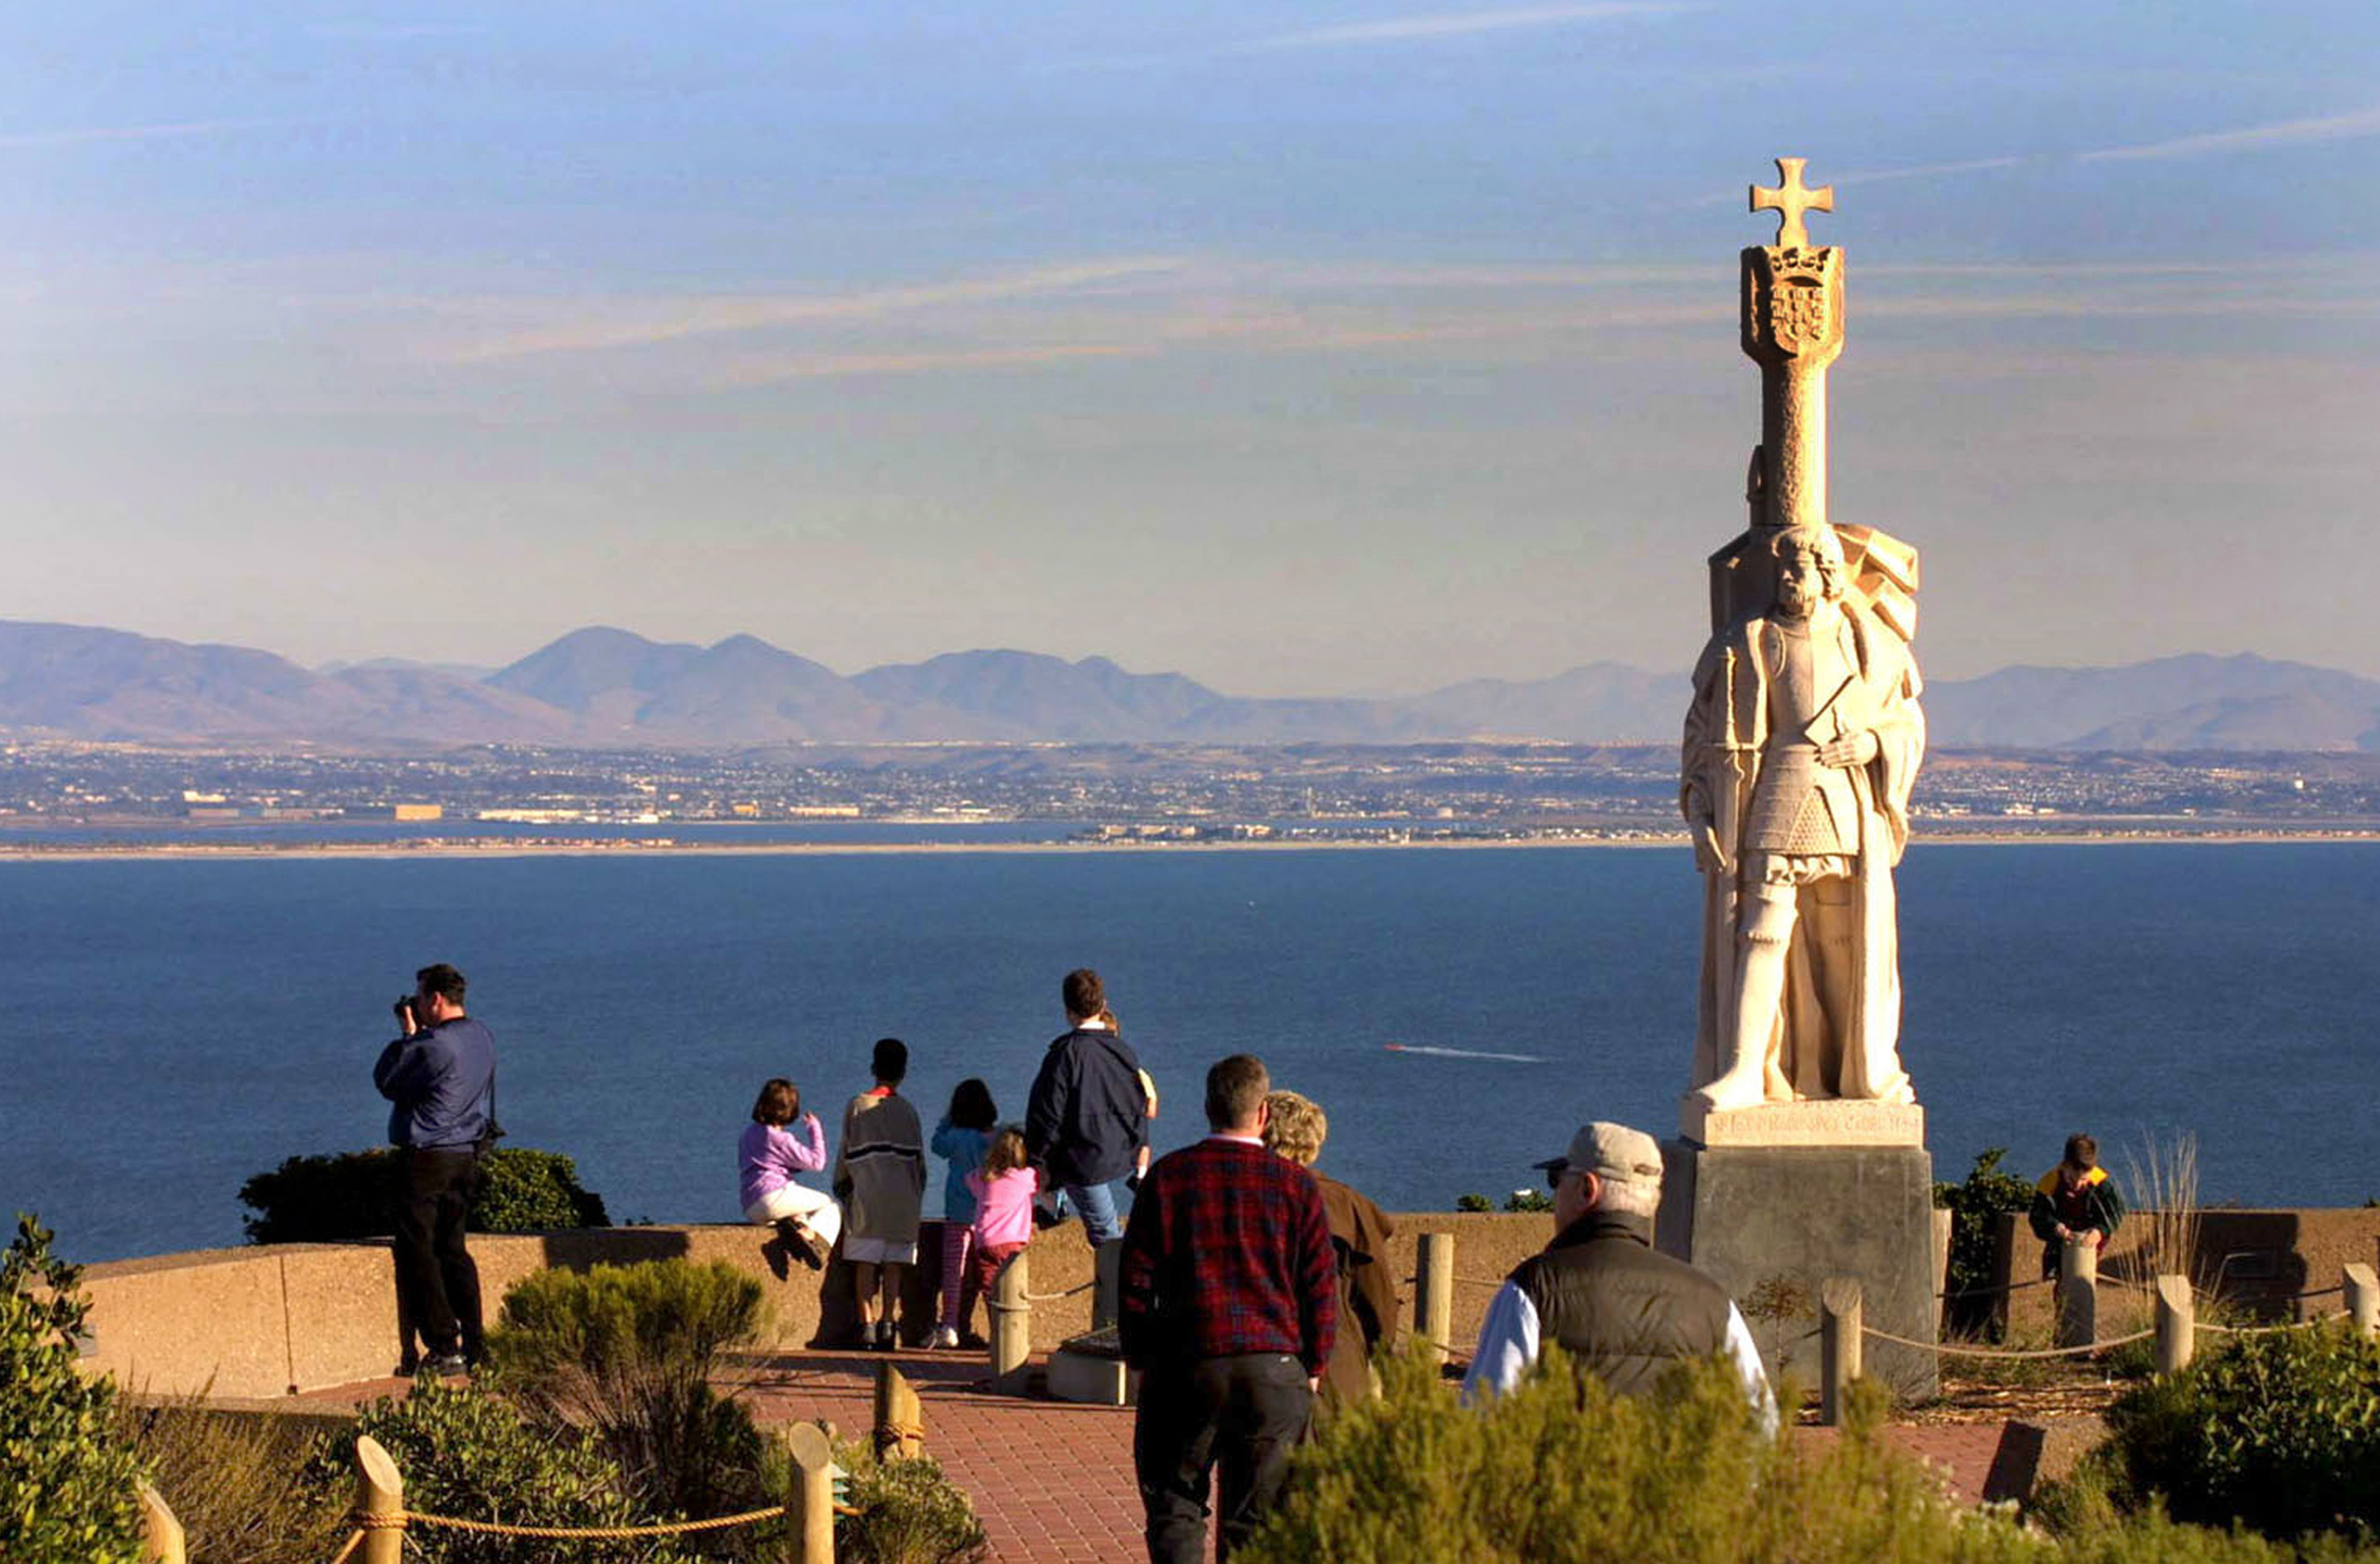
left=1934, top=1147, right=2033, bottom=1337
left=0, top=1213, right=146, bottom=1564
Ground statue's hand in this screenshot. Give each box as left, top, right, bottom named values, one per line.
left=1692, top=820, right=1728, bottom=875
left=1818, top=729, right=1879, bottom=768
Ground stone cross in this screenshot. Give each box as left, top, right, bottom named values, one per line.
left=1750, top=157, right=1834, bottom=252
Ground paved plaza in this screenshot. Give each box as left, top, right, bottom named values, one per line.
left=306, top=1346, right=2081, bottom=1563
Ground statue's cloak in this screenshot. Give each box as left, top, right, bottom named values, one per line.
left=1680, top=603, right=1924, bottom=1101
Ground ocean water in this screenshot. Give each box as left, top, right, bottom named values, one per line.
left=3, top=842, right=2375, bottom=1264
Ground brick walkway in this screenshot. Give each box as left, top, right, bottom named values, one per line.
left=308, top=1349, right=2089, bottom=1562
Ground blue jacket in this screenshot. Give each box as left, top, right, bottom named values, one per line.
left=1025, top=1025, right=1146, bottom=1188
left=374, top=1016, right=496, bottom=1151
left=930, top=1121, right=993, bottom=1224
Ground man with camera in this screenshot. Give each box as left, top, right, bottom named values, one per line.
left=374, top=963, right=496, bottom=1378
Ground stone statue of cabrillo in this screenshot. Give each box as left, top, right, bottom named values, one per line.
left=1682, top=159, right=1926, bottom=1115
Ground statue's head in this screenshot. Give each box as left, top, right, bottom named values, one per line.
left=1768, top=523, right=1847, bottom=621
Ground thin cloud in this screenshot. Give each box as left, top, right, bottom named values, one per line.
left=1689, top=154, right=2028, bottom=207
left=1243, top=3, right=1695, bottom=50
left=2078, top=104, right=2380, bottom=162
left=717, top=342, right=1149, bottom=387
left=1833, top=155, right=2026, bottom=188
left=441, top=257, right=1192, bottom=363
left=0, top=120, right=264, bottom=153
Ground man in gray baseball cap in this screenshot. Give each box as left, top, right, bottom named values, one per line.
left=1463, top=1121, right=1774, bottom=1430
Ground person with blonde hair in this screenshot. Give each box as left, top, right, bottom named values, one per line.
left=962, top=1127, right=1041, bottom=1331
left=1261, top=1089, right=1397, bottom=1407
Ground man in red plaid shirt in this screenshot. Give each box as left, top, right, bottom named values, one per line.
left=1119, top=1053, right=1337, bottom=1564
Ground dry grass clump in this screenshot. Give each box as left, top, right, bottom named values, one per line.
left=2122, top=1132, right=2205, bottom=1292
left=114, top=1393, right=346, bottom=1564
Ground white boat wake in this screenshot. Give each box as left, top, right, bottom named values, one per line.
left=1382, top=1042, right=1546, bottom=1064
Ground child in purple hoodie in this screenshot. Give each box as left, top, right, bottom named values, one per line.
left=739, top=1077, right=840, bottom=1267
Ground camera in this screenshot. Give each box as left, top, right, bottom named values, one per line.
left=392, top=994, right=420, bottom=1026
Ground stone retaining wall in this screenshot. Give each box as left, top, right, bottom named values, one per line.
left=82, top=1211, right=1558, bottom=1400
left=1991, top=1208, right=2380, bottom=1337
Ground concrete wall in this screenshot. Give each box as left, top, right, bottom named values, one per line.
left=1991, top=1209, right=2380, bottom=1338
left=83, top=1211, right=1558, bottom=1401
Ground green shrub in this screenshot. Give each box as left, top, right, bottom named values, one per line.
left=832, top=1438, right=988, bottom=1564
left=485, top=1260, right=770, bottom=1534
left=298, top=1379, right=700, bottom=1564
left=2083, top=1322, right=2380, bottom=1539
left=474, top=1149, right=614, bottom=1234
left=238, top=1147, right=609, bottom=1242
left=1502, top=1188, right=1554, bottom=1214
left=1454, top=1194, right=1493, bottom=1212
left=1936, top=1146, right=2034, bottom=1335
left=0, top=1214, right=147, bottom=1564
left=1239, top=1344, right=2046, bottom=1564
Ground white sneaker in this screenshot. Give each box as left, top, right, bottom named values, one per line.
left=931, top=1324, right=960, bottom=1349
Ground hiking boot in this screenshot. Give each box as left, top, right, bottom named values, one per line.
left=773, top=1218, right=830, bottom=1270
left=416, top=1351, right=469, bottom=1380
left=873, top=1318, right=897, bottom=1351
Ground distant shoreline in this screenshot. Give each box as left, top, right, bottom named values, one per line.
left=4, top=828, right=2377, bottom=864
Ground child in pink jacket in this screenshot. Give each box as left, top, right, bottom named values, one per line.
left=963, top=1128, right=1039, bottom=1322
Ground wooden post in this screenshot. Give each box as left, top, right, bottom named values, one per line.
left=1092, top=1238, right=1124, bottom=1332
left=1987, top=1211, right=2022, bottom=1340
left=1818, top=1277, right=1862, bottom=1427
left=2346, top=1262, right=2379, bottom=1337
left=1415, top=1232, right=1454, bottom=1367
left=137, top=1483, right=185, bottom=1564
left=874, top=1359, right=924, bottom=1460
left=783, top=1421, right=836, bottom=1564
left=354, top=1435, right=405, bottom=1564
left=2056, top=1237, right=2099, bottom=1350
left=1930, top=1206, right=1953, bottom=1332
left=990, top=1248, right=1032, bottom=1391
left=2153, top=1273, right=2195, bottom=1374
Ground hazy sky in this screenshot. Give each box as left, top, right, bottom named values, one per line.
left=2, top=3, right=2375, bottom=694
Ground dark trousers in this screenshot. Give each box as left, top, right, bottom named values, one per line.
left=1134, top=1352, right=1313, bottom=1564
left=394, top=1147, right=483, bottom=1360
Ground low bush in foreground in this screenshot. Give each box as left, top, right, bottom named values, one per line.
left=0, top=1214, right=145, bottom=1564
left=833, top=1437, right=989, bottom=1564
left=298, top=1379, right=700, bottom=1564
left=2053, top=1322, right=2380, bottom=1541
left=1240, top=1344, right=2380, bottom=1564
left=486, top=1259, right=772, bottom=1536
left=239, top=1146, right=610, bottom=1242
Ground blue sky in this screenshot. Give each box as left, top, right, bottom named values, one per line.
left=1, top=2, right=2375, bottom=693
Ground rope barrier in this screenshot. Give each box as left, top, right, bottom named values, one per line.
left=1863, top=1324, right=2154, bottom=1359
left=1021, top=1280, right=1095, bottom=1302
left=2198, top=1312, right=2348, bottom=1336
left=346, top=1500, right=862, bottom=1543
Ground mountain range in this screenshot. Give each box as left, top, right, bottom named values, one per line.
left=2, top=619, right=2376, bottom=752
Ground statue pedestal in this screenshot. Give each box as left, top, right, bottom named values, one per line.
left=1658, top=1102, right=1937, bottom=1400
